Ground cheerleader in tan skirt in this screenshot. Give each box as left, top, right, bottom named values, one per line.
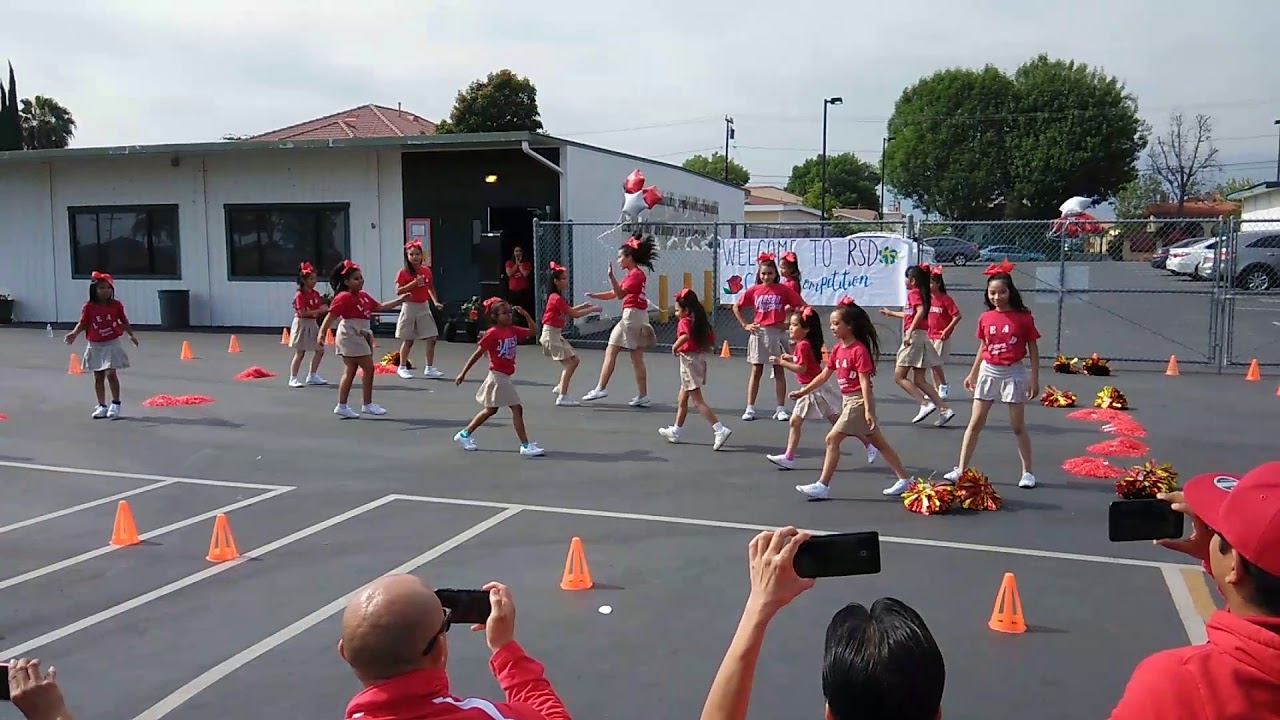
left=287, top=262, right=329, bottom=388
left=656, top=288, right=732, bottom=450
left=581, top=232, right=659, bottom=407
left=316, top=260, right=405, bottom=419
left=453, top=298, right=545, bottom=457
left=879, top=264, right=955, bottom=427
left=541, top=261, right=601, bottom=407
left=63, top=271, right=139, bottom=420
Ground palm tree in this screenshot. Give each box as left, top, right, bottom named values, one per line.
left=20, top=96, right=76, bottom=149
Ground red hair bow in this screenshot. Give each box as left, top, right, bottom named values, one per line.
left=757, top=251, right=776, bottom=263
left=549, top=261, right=566, bottom=272
left=917, top=262, right=931, bottom=271
left=625, top=236, right=641, bottom=249
left=837, top=295, right=857, bottom=307
left=299, top=262, right=314, bottom=274
left=91, top=271, right=113, bottom=284
left=482, top=297, right=504, bottom=311
left=781, top=251, right=797, bottom=264
left=983, top=259, right=1016, bottom=275
left=404, top=239, right=423, bottom=250
left=930, top=265, right=944, bottom=275
left=801, top=305, right=815, bottom=319
left=675, top=287, right=692, bottom=301
left=340, top=259, right=360, bottom=273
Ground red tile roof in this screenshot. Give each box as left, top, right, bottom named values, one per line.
left=250, top=104, right=437, bottom=141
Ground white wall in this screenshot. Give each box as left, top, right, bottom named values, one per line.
left=560, top=144, right=745, bottom=319
left=0, top=148, right=403, bottom=327
left=1242, top=190, right=1280, bottom=231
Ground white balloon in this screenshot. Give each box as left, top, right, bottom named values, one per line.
left=1059, top=196, right=1092, bottom=216
left=621, top=190, right=646, bottom=222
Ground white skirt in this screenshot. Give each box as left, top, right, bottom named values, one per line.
left=83, top=338, right=130, bottom=372
left=973, top=361, right=1029, bottom=404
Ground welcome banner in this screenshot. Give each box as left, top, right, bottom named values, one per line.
left=717, top=235, right=919, bottom=307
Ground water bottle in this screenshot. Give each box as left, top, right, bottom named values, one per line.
left=46, top=323, right=53, bottom=338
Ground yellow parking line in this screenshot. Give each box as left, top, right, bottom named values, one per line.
left=1181, top=567, right=1219, bottom=622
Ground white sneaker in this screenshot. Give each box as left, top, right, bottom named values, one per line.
left=938, top=383, right=950, bottom=399
left=91, top=404, right=108, bottom=419
left=628, top=395, right=651, bottom=407
left=423, top=366, right=444, bottom=379
left=106, top=402, right=121, bottom=420
left=767, top=453, right=795, bottom=470
left=713, top=425, right=733, bottom=450
left=288, top=377, right=305, bottom=388
left=882, top=477, right=912, bottom=496
left=942, top=467, right=961, bottom=483
left=866, top=444, right=879, bottom=464
left=1019, top=472, right=1037, bottom=489
left=741, top=406, right=757, bottom=421
left=582, top=388, right=608, bottom=402
left=658, top=426, right=682, bottom=443
left=396, top=366, right=413, bottom=379
left=795, top=482, right=830, bottom=500
left=306, top=373, right=328, bottom=386
left=935, top=408, right=956, bottom=426
left=555, top=395, right=580, bottom=407
left=520, top=442, right=546, bottom=457
left=773, top=407, right=790, bottom=421
left=362, top=403, right=387, bottom=416
left=454, top=431, right=477, bottom=451
left=334, top=404, right=360, bottom=419
left=912, top=402, right=937, bottom=424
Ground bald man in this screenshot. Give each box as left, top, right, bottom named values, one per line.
left=340, top=575, right=570, bottom=720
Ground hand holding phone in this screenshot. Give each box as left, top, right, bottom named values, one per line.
left=1109, top=499, right=1185, bottom=542
left=435, top=588, right=491, bottom=626
left=792, top=531, right=882, bottom=578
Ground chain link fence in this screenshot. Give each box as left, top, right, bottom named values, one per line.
left=1220, top=216, right=1280, bottom=368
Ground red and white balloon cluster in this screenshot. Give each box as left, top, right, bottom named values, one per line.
left=620, top=169, right=662, bottom=223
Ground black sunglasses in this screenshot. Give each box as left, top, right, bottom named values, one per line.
left=423, top=606, right=452, bottom=656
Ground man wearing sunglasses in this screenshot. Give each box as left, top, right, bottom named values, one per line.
left=340, top=576, right=570, bottom=720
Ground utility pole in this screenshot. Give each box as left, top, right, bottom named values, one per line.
left=821, top=97, right=843, bottom=219
left=880, top=135, right=896, bottom=220
left=724, top=116, right=735, bottom=182
left=1274, top=119, right=1279, bottom=183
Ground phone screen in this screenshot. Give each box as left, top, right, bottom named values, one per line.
left=1108, top=499, right=1185, bottom=542
left=1, top=662, right=8, bottom=701
left=435, top=589, right=491, bottom=626
left=792, top=531, right=881, bottom=579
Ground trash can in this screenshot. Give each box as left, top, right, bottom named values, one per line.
left=157, top=289, right=190, bottom=329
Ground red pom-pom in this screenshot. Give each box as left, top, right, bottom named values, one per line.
left=357, top=364, right=399, bottom=376
left=1066, top=408, right=1126, bottom=423
left=902, top=479, right=952, bottom=515
left=1062, top=456, right=1125, bottom=479
left=0, top=413, right=7, bottom=421
left=954, top=468, right=1003, bottom=511
left=142, top=394, right=215, bottom=407
left=1086, top=437, right=1150, bottom=457
left=235, top=366, right=277, bottom=380
left=1102, top=418, right=1147, bottom=437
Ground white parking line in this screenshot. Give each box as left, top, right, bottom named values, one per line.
left=131, top=508, right=521, bottom=720
left=0, top=481, right=175, bottom=534
left=0, top=493, right=395, bottom=658
left=0, top=487, right=293, bottom=591
left=0, top=460, right=293, bottom=491
left=1162, top=567, right=1208, bottom=644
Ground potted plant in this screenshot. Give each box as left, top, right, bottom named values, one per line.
left=0, top=292, right=13, bottom=324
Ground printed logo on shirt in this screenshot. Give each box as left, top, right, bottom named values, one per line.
left=495, top=336, right=518, bottom=360
left=754, top=292, right=785, bottom=313
left=985, top=323, right=1018, bottom=357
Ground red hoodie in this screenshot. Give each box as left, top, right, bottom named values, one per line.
left=1110, top=610, right=1280, bottom=720
left=345, top=641, right=571, bottom=720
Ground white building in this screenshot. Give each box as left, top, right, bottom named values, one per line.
left=0, top=131, right=744, bottom=327
left=1226, top=181, right=1280, bottom=230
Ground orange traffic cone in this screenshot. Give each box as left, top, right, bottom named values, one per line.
left=988, top=572, right=1026, bottom=634
left=110, top=500, right=141, bottom=546
left=325, top=328, right=336, bottom=346
left=280, top=328, right=290, bottom=345
left=1246, top=359, right=1261, bottom=381
left=206, top=513, right=240, bottom=562
left=1165, top=355, right=1179, bottom=376
left=67, top=353, right=83, bottom=375
left=560, top=537, right=594, bottom=591
left=227, top=335, right=241, bottom=353
left=180, top=340, right=195, bottom=360
left=719, top=340, right=730, bottom=358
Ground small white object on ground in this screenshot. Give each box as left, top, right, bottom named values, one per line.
left=598, top=605, right=613, bottom=615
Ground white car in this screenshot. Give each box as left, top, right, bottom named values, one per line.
left=1166, top=238, right=1217, bottom=277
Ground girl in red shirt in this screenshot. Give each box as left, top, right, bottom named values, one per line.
left=64, top=271, right=139, bottom=420
left=541, top=262, right=601, bottom=407
left=581, top=232, right=659, bottom=407
left=880, top=264, right=954, bottom=426
left=779, top=250, right=803, bottom=299
left=317, top=260, right=405, bottom=419
left=925, top=267, right=962, bottom=398
left=287, top=262, right=330, bottom=388
left=393, top=240, right=445, bottom=380
left=942, top=265, right=1040, bottom=489
left=658, top=288, right=732, bottom=450
left=733, top=252, right=805, bottom=422
left=453, top=297, right=545, bottom=456
left=766, top=306, right=877, bottom=471
left=790, top=298, right=915, bottom=500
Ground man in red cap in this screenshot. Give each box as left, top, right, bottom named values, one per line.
left=1110, top=461, right=1280, bottom=719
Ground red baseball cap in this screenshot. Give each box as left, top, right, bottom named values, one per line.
left=1183, top=461, right=1280, bottom=576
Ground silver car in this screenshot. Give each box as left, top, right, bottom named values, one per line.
left=1201, top=230, right=1280, bottom=291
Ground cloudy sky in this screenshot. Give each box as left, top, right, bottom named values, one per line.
left=4, top=0, right=1279, bottom=195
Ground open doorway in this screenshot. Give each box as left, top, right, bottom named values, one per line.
left=489, top=206, right=540, bottom=332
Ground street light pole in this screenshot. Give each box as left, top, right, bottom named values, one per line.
left=821, top=97, right=843, bottom=219
left=1273, top=119, right=1279, bottom=183
left=724, top=116, right=735, bottom=182
left=880, top=135, right=896, bottom=220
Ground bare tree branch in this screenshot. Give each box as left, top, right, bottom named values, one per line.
left=1146, top=112, right=1219, bottom=215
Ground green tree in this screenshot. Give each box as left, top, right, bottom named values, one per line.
left=885, top=55, right=1147, bottom=220
left=19, top=96, right=76, bottom=149
left=434, top=69, right=544, bottom=135
left=1215, top=176, right=1256, bottom=199
left=682, top=152, right=749, bottom=186
left=784, top=152, right=880, bottom=216
left=1112, top=174, right=1168, bottom=219
left=0, top=63, right=21, bottom=151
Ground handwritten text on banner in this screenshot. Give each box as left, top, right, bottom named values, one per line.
left=717, top=235, right=920, bottom=307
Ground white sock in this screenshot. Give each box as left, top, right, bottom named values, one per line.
left=713, top=422, right=726, bottom=432
left=671, top=424, right=683, bottom=434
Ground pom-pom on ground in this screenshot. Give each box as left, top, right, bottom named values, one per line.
left=1053, top=355, right=1077, bottom=374
left=1094, top=385, right=1129, bottom=410
left=379, top=352, right=409, bottom=368
left=954, top=468, right=1003, bottom=511
left=1086, top=437, right=1150, bottom=457
left=234, top=366, right=277, bottom=380
left=1102, top=417, right=1147, bottom=437
left=141, top=394, right=216, bottom=407
left=1040, top=385, right=1077, bottom=408
left=1062, top=456, right=1126, bottom=479
left=0, top=413, right=7, bottom=421
left=903, top=479, right=952, bottom=516
left=1066, top=408, right=1126, bottom=423
left=357, top=364, right=399, bottom=377
left=1115, top=460, right=1179, bottom=499
left=1081, top=354, right=1111, bottom=376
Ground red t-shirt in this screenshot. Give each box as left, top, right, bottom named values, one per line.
left=620, top=268, right=648, bottom=310
left=506, top=261, right=532, bottom=292
left=542, top=293, right=569, bottom=329
left=791, top=339, right=822, bottom=384
left=926, top=292, right=958, bottom=340
left=902, top=288, right=926, bottom=332
left=329, top=290, right=378, bottom=320
left=294, top=289, right=323, bottom=318
left=782, top=277, right=803, bottom=300
left=396, top=265, right=434, bottom=304
left=828, top=339, right=875, bottom=394
left=674, top=315, right=712, bottom=354
left=479, top=324, right=533, bottom=376
left=977, top=309, right=1040, bottom=365
left=80, top=300, right=127, bottom=343
left=738, top=282, right=804, bottom=327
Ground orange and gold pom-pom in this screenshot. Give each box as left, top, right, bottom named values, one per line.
left=903, top=479, right=952, bottom=516
left=1053, top=355, right=1077, bottom=374
left=1115, top=460, right=1179, bottom=499
left=954, top=468, right=1003, bottom=511
left=1040, top=385, right=1077, bottom=408
left=1081, top=353, right=1111, bottom=377
left=1094, top=385, right=1129, bottom=410
left=380, top=351, right=409, bottom=368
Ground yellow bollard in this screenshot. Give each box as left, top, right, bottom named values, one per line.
left=703, top=270, right=714, bottom=311
left=658, top=274, right=669, bottom=323
left=682, top=271, right=693, bottom=291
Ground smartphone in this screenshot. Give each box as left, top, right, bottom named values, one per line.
left=1, top=662, right=8, bottom=701
left=1109, top=499, right=1184, bottom=542
left=792, top=531, right=881, bottom=579
left=435, top=588, right=491, bottom=626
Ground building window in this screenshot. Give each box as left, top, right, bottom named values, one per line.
left=69, top=205, right=181, bottom=278
left=226, top=204, right=350, bottom=280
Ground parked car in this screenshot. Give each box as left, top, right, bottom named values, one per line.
left=924, top=236, right=981, bottom=265
left=977, top=245, right=1047, bottom=262
left=1166, top=237, right=1216, bottom=277
left=1151, top=237, right=1203, bottom=269
left=1200, top=230, right=1280, bottom=291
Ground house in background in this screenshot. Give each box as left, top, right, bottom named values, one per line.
left=742, top=185, right=821, bottom=222
left=1225, top=181, right=1280, bottom=230
left=250, top=104, right=437, bottom=141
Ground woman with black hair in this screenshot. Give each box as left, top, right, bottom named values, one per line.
left=580, top=231, right=659, bottom=407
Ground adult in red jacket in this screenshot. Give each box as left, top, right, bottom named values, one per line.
left=341, top=575, right=571, bottom=720
left=1110, top=461, right=1280, bottom=720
